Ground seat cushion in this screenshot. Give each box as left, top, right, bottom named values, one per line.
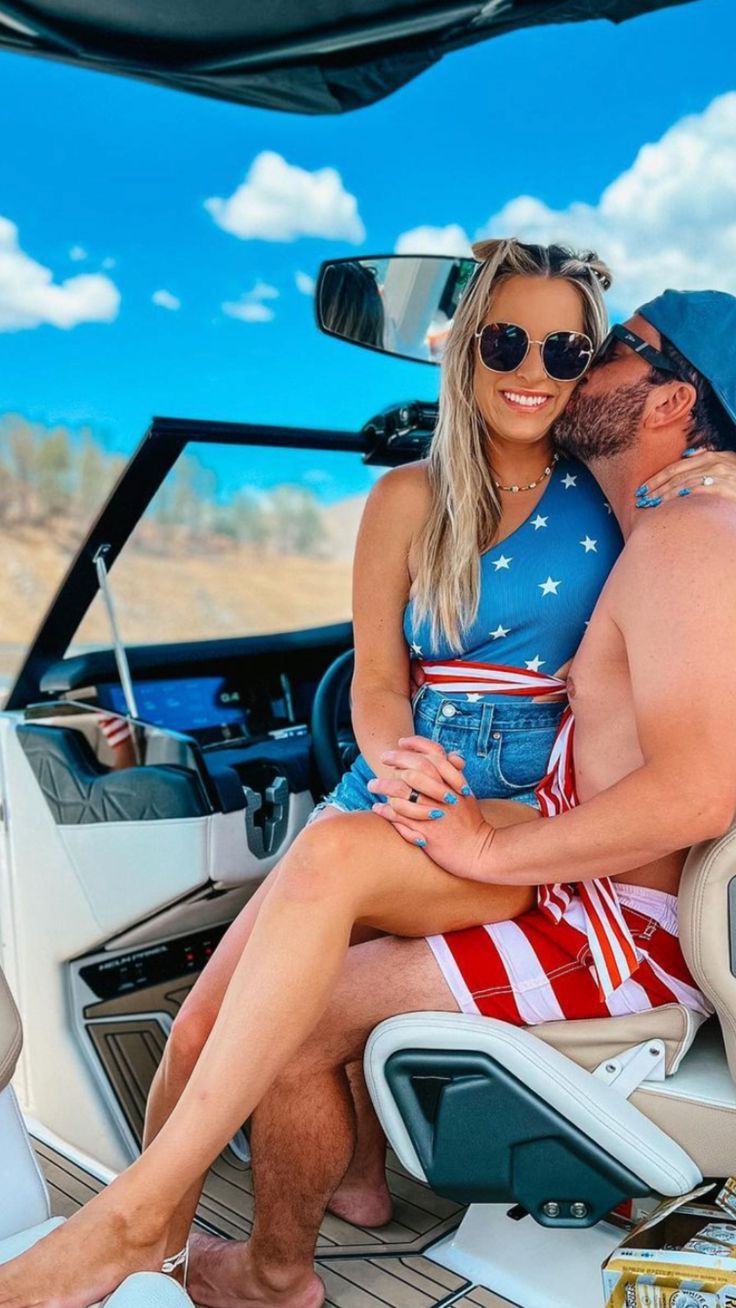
left=0, top=1087, right=53, bottom=1239
left=0, top=971, right=22, bottom=1092
left=632, top=1020, right=736, bottom=1178
left=105, top=1272, right=194, bottom=1306
left=679, top=819, right=736, bottom=1080
left=532, top=1003, right=704, bottom=1077
left=0, top=1217, right=66, bottom=1264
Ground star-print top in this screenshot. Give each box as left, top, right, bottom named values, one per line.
left=402, top=455, right=623, bottom=701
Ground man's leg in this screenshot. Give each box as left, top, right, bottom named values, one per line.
left=331, top=1062, right=391, bottom=1225
left=188, top=934, right=459, bottom=1308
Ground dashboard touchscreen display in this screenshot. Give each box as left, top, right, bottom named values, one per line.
left=98, top=675, right=293, bottom=740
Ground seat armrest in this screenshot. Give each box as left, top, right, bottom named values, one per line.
left=365, top=1013, right=701, bottom=1198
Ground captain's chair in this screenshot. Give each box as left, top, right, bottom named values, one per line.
left=365, top=822, right=736, bottom=1308
left=0, top=966, right=194, bottom=1304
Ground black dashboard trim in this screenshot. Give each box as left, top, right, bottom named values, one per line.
left=40, top=622, right=353, bottom=694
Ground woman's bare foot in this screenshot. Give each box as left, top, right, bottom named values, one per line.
left=0, top=1172, right=174, bottom=1308
left=327, top=1178, right=393, bottom=1228
left=188, top=1232, right=325, bottom=1308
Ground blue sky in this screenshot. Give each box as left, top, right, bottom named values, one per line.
left=0, top=0, right=733, bottom=502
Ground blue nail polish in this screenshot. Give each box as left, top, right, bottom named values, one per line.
left=461, top=785, right=472, bottom=796
left=682, top=447, right=698, bottom=458
left=637, top=496, right=661, bottom=508
left=415, top=838, right=427, bottom=847
left=443, top=792, right=457, bottom=804
left=636, top=484, right=648, bottom=495
left=677, top=487, right=691, bottom=497
left=429, top=809, right=445, bottom=819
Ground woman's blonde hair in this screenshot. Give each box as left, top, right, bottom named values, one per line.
left=410, top=236, right=613, bottom=652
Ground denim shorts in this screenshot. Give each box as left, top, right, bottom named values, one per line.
left=308, top=685, right=566, bottom=822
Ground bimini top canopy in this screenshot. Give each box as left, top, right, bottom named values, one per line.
left=0, top=0, right=698, bottom=115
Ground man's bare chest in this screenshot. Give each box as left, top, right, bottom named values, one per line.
left=567, top=579, right=643, bottom=801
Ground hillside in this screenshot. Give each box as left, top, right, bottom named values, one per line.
left=0, top=518, right=359, bottom=688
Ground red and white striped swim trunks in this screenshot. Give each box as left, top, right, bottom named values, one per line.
left=425, top=696, right=712, bottom=1023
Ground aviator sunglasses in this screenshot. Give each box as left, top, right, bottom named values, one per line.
left=474, top=321, right=595, bottom=383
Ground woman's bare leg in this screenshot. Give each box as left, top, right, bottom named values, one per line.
left=141, top=808, right=387, bottom=1230
left=0, top=810, right=533, bottom=1308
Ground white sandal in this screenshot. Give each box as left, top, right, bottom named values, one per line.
left=161, top=1243, right=190, bottom=1290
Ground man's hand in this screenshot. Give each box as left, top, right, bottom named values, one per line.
left=368, top=736, right=497, bottom=879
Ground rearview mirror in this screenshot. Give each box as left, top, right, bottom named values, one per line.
left=315, top=254, right=479, bottom=365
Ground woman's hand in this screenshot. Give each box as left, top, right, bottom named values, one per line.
left=636, top=447, right=736, bottom=507
left=368, top=737, right=496, bottom=880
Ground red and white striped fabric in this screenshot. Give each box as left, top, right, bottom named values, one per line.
left=534, top=706, right=642, bottom=1000
left=97, top=713, right=133, bottom=749
left=428, top=882, right=711, bottom=1024
left=420, top=659, right=711, bottom=1017
left=419, top=659, right=567, bottom=699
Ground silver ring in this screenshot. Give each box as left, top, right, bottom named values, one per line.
left=702, top=475, right=715, bottom=486
left=408, top=789, right=420, bottom=803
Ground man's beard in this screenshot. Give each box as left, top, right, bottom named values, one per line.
left=552, top=379, right=653, bottom=462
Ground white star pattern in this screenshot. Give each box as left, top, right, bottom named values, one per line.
left=525, top=656, right=546, bottom=672
left=491, top=554, right=513, bottom=571
left=410, top=642, right=423, bottom=655
left=466, top=692, right=482, bottom=702
left=580, top=536, right=598, bottom=553
left=562, top=473, right=577, bottom=490
left=539, top=576, right=561, bottom=596
left=604, top=502, right=613, bottom=514
left=490, top=624, right=510, bottom=640
left=531, top=514, right=548, bottom=530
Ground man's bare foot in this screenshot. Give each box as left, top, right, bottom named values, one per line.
left=188, top=1233, right=324, bottom=1308
left=0, top=1172, right=174, bottom=1308
left=327, top=1179, right=393, bottom=1228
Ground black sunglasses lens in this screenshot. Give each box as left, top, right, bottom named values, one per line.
left=542, top=332, right=592, bottom=381
left=478, top=322, right=528, bottom=372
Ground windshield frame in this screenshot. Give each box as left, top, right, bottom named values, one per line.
left=6, top=416, right=367, bottom=710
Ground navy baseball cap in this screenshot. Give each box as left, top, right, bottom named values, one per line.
left=638, top=289, right=736, bottom=428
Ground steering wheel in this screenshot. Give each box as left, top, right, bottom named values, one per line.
left=310, top=648, right=358, bottom=794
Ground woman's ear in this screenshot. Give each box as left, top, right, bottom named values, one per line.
left=645, top=380, right=697, bottom=431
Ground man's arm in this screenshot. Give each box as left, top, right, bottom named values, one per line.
left=477, top=503, right=736, bottom=886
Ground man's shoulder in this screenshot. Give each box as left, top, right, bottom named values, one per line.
left=614, top=498, right=736, bottom=613
left=626, top=496, right=736, bottom=561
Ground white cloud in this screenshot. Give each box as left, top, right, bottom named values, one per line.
left=395, top=224, right=473, bottom=258
left=205, top=151, right=365, bottom=244
left=152, top=288, right=181, bottom=311
left=222, top=279, right=280, bottom=324
left=296, top=270, right=315, bottom=296
left=0, top=217, right=120, bottom=331
left=475, top=92, right=736, bottom=310
left=69, top=245, right=88, bottom=262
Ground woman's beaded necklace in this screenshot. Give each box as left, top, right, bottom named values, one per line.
left=494, top=451, right=559, bottom=494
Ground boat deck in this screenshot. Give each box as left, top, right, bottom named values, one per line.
left=33, top=1138, right=513, bottom=1308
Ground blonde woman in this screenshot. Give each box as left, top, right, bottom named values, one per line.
left=2, top=241, right=734, bottom=1308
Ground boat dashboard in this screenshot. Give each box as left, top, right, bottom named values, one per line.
left=95, top=669, right=309, bottom=749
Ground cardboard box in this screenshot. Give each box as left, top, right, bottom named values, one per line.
left=602, top=1185, right=736, bottom=1307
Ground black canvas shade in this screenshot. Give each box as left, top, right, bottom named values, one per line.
left=0, top=0, right=699, bottom=115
